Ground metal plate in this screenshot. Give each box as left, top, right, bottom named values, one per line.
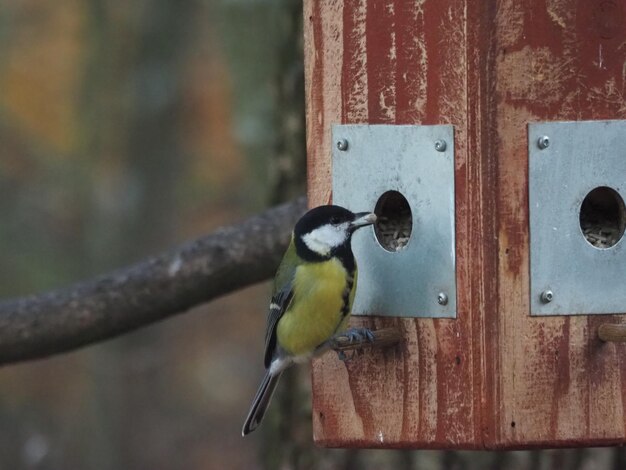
left=332, top=124, right=456, bottom=318
left=529, top=120, right=626, bottom=315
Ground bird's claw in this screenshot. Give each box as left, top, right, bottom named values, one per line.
left=336, top=348, right=358, bottom=362
left=334, top=327, right=375, bottom=362
left=343, top=327, right=375, bottom=343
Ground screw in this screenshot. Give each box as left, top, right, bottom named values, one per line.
left=540, top=290, right=554, bottom=303
left=336, top=138, right=349, bottom=151
left=434, top=139, right=447, bottom=152
left=437, top=292, right=449, bottom=306
left=537, top=135, right=550, bottom=150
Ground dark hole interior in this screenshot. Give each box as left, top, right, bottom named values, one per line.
left=374, top=190, right=412, bottom=252
left=579, top=186, right=625, bottom=249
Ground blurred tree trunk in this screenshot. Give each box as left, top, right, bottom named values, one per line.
left=262, top=1, right=308, bottom=468
left=266, top=0, right=307, bottom=206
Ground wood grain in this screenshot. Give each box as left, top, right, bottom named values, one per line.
left=305, top=0, right=483, bottom=449
left=304, top=0, right=626, bottom=449
left=491, top=0, right=626, bottom=449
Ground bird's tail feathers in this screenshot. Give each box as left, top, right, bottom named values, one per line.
left=242, top=370, right=282, bottom=436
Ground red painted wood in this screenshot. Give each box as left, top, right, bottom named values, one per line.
left=304, top=0, right=626, bottom=449
left=490, top=0, right=626, bottom=448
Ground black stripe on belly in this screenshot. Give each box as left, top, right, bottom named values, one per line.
left=340, top=275, right=354, bottom=317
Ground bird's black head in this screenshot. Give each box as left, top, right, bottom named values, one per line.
left=293, top=205, right=376, bottom=268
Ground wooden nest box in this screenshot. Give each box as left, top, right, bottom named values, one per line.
left=304, top=0, right=626, bottom=449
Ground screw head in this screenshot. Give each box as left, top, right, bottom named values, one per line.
left=437, top=292, right=449, bottom=306
left=537, top=135, right=550, bottom=150
left=540, top=290, right=554, bottom=303
left=434, top=139, right=447, bottom=152
left=336, top=138, right=349, bottom=151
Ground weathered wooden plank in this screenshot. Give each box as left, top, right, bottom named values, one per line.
left=305, top=0, right=483, bottom=448
left=491, top=0, right=626, bottom=448
left=304, top=0, right=343, bottom=206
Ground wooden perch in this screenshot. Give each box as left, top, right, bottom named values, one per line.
left=0, top=197, right=307, bottom=366
left=330, top=328, right=403, bottom=352
left=598, top=323, right=626, bottom=343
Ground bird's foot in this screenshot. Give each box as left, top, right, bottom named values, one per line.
left=342, top=327, right=375, bottom=343
left=333, top=327, right=375, bottom=362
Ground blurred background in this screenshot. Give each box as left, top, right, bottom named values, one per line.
left=0, top=1, right=622, bottom=469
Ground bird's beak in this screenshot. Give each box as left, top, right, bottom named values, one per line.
left=350, top=212, right=377, bottom=230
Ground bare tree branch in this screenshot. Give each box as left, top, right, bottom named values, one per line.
left=0, top=197, right=307, bottom=366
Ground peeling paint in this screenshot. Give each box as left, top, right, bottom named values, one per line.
left=343, top=0, right=369, bottom=123
left=546, top=0, right=568, bottom=29
left=497, top=46, right=576, bottom=106
left=496, top=2, right=525, bottom=48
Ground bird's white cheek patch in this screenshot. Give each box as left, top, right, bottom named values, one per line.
left=302, top=224, right=348, bottom=256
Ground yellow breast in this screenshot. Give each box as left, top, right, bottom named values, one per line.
left=276, top=258, right=354, bottom=357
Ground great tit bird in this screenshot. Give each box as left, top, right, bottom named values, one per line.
left=242, top=205, right=376, bottom=435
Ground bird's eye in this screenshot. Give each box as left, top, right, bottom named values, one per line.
left=330, top=216, right=341, bottom=225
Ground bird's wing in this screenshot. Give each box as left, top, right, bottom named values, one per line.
left=263, top=237, right=298, bottom=368
left=263, top=284, right=293, bottom=368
